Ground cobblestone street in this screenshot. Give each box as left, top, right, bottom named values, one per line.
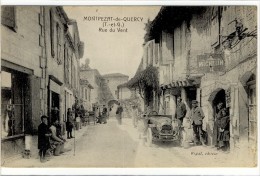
left=3, top=116, right=254, bottom=168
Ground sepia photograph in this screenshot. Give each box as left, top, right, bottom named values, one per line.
left=0, top=3, right=258, bottom=170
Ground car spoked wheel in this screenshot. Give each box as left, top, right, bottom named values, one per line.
left=146, top=128, right=153, bottom=147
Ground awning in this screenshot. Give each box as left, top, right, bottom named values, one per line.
left=161, top=78, right=200, bottom=90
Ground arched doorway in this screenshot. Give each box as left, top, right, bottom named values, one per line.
left=208, top=88, right=228, bottom=146
left=240, top=72, right=256, bottom=151
left=107, top=99, right=120, bottom=117
left=209, top=88, right=227, bottom=116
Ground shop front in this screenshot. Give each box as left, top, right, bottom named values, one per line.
left=48, top=75, right=63, bottom=123
left=1, top=61, right=35, bottom=162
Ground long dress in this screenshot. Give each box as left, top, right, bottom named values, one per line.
left=212, top=108, right=225, bottom=146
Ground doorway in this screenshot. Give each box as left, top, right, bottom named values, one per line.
left=212, top=89, right=226, bottom=116
left=185, top=87, right=197, bottom=109
left=50, top=91, right=60, bottom=122
left=246, top=74, right=256, bottom=149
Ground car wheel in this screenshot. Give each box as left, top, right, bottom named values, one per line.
left=146, top=128, right=153, bottom=147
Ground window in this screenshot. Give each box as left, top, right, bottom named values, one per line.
left=88, top=89, right=91, bottom=101
left=50, top=9, right=55, bottom=57
left=1, top=6, right=16, bottom=30
left=56, top=23, right=62, bottom=65
left=85, top=88, right=88, bottom=100
left=1, top=71, right=26, bottom=138
left=210, top=7, right=220, bottom=48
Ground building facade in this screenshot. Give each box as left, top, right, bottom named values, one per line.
left=80, top=60, right=114, bottom=109
left=103, top=73, right=129, bottom=99
left=1, top=6, right=43, bottom=161
left=1, top=6, right=84, bottom=162
left=80, top=79, right=94, bottom=111
left=141, top=6, right=257, bottom=158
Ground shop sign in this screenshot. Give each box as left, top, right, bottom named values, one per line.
left=225, top=87, right=231, bottom=108
left=197, top=53, right=225, bottom=72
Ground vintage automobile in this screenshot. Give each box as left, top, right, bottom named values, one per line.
left=140, top=111, right=182, bottom=146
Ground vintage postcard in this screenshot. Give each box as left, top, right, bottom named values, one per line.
left=0, top=3, right=258, bottom=170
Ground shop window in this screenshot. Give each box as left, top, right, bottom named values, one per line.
left=85, top=88, right=88, bottom=100
left=1, top=6, right=16, bottom=30
left=1, top=71, right=26, bottom=139
left=50, top=9, right=55, bottom=58
left=56, top=23, right=62, bottom=65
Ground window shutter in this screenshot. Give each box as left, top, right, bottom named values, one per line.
left=1, top=6, right=16, bottom=29
left=50, top=9, right=55, bottom=58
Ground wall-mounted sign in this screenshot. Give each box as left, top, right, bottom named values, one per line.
left=225, top=87, right=231, bottom=108
left=197, top=53, right=225, bottom=72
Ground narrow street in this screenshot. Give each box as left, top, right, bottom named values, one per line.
left=4, top=115, right=252, bottom=168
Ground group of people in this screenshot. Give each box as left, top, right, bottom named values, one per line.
left=213, top=102, right=230, bottom=151
left=38, top=115, right=67, bottom=163
left=96, top=105, right=109, bottom=124
left=176, top=96, right=230, bottom=151
left=127, top=95, right=230, bottom=151
left=38, top=98, right=89, bottom=163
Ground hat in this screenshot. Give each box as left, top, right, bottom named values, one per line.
left=53, top=107, right=59, bottom=111
left=192, top=100, right=198, bottom=104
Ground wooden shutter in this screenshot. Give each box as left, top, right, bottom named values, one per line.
left=1, top=6, right=16, bottom=29
left=210, top=7, right=220, bottom=47
left=50, top=8, right=55, bottom=58
left=30, top=75, right=41, bottom=133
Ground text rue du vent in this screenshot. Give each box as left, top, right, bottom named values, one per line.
left=99, top=27, right=128, bottom=33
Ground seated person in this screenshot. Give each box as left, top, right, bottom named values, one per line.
left=49, top=117, right=65, bottom=156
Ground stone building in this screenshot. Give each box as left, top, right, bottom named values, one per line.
left=1, top=6, right=43, bottom=161
left=1, top=6, right=84, bottom=162
left=80, top=79, right=94, bottom=111
left=80, top=60, right=113, bottom=109
left=139, top=6, right=257, bottom=159
left=102, top=73, right=129, bottom=99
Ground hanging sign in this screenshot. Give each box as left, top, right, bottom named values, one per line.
left=197, top=53, right=225, bottom=73
left=225, top=87, right=231, bottom=108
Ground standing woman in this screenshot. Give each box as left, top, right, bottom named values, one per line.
left=66, top=108, right=74, bottom=139
left=116, top=103, right=123, bottom=125
left=213, top=102, right=225, bottom=148
left=218, top=108, right=230, bottom=151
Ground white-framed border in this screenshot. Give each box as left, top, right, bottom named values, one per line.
left=1, top=0, right=260, bottom=175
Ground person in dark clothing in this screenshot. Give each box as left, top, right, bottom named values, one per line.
left=116, top=103, right=123, bottom=125
left=66, top=108, right=74, bottom=139
left=176, top=96, right=187, bottom=127
left=213, top=102, right=226, bottom=148
left=217, top=108, right=230, bottom=151
left=38, top=115, right=51, bottom=163
left=102, top=105, right=108, bottom=124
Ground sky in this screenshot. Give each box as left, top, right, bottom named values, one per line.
left=64, top=6, right=161, bottom=78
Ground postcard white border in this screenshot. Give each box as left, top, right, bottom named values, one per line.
left=1, top=0, right=260, bottom=175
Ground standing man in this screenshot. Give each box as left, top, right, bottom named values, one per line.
left=66, top=108, right=74, bottom=139
left=116, top=103, right=123, bottom=125
left=176, top=96, right=187, bottom=127
left=190, top=100, right=205, bottom=146
left=72, top=97, right=81, bottom=118
left=38, top=115, right=51, bottom=163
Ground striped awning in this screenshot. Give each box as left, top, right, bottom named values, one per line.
left=161, top=78, right=200, bottom=89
